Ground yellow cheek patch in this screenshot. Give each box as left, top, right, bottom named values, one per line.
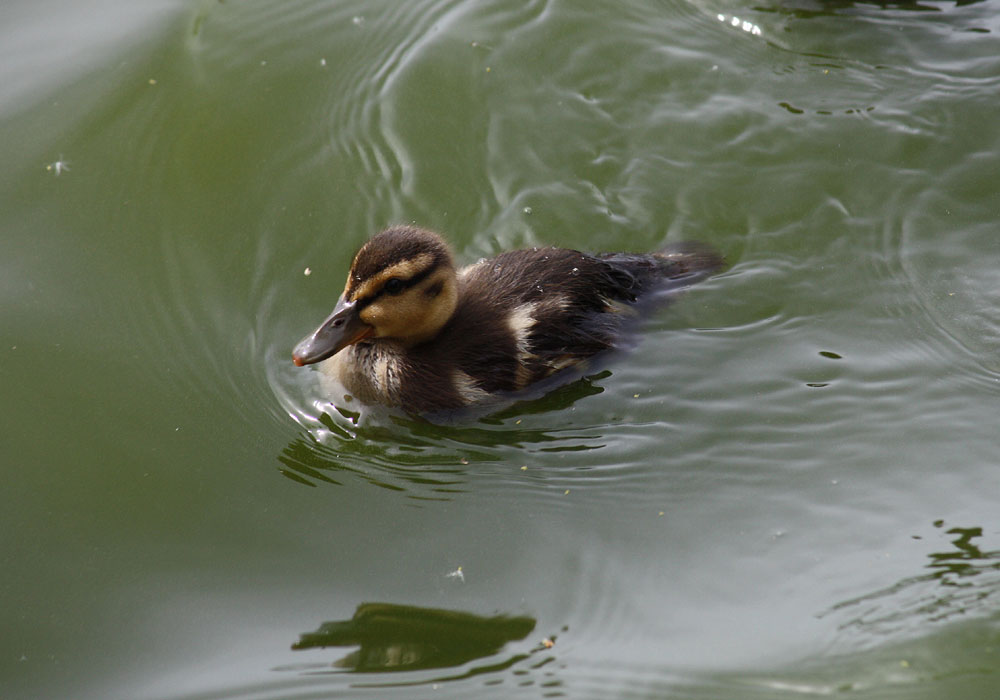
left=347, top=253, right=435, bottom=301
left=357, top=270, right=457, bottom=345
left=358, top=291, right=420, bottom=337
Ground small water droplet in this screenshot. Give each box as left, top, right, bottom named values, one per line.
left=523, top=206, right=532, bottom=215
left=535, top=284, right=544, bottom=293
left=571, top=267, right=579, bottom=275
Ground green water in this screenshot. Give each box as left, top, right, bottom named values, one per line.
left=3, top=0, right=1000, bottom=698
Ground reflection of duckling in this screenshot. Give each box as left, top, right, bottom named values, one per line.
left=292, top=602, right=536, bottom=672
left=293, top=226, right=722, bottom=413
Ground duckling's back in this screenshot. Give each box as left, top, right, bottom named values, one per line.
left=412, top=242, right=723, bottom=410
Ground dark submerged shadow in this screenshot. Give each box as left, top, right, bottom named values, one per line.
left=291, top=602, right=537, bottom=673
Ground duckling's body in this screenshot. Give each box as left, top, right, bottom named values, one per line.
left=293, top=227, right=722, bottom=414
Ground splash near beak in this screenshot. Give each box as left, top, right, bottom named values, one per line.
left=292, top=295, right=374, bottom=366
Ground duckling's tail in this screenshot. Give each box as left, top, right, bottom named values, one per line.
left=652, top=241, right=725, bottom=284
left=598, top=241, right=724, bottom=299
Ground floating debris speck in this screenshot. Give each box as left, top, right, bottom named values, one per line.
left=46, top=158, right=70, bottom=176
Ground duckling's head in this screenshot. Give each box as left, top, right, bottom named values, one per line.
left=293, top=226, right=458, bottom=366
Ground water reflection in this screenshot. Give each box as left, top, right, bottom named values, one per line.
left=826, top=520, right=1000, bottom=638
left=760, top=0, right=988, bottom=18
left=275, top=371, right=611, bottom=492
left=291, top=602, right=536, bottom=672
left=278, top=432, right=467, bottom=494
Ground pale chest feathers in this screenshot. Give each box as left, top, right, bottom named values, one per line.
left=322, top=342, right=403, bottom=405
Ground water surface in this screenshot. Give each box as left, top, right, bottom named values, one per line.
left=2, top=0, right=999, bottom=698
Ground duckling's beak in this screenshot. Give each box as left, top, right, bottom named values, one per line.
left=292, top=295, right=374, bottom=366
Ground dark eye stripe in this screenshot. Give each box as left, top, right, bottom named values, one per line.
left=354, top=262, right=438, bottom=310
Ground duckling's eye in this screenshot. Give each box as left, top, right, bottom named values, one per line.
left=383, top=277, right=405, bottom=295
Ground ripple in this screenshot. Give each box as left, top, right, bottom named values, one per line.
left=893, top=146, right=1000, bottom=390
left=269, top=363, right=620, bottom=497
left=825, top=520, right=1000, bottom=642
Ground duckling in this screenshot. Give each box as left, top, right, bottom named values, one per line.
left=293, top=226, right=722, bottom=414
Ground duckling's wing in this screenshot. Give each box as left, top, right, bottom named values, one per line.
left=444, top=243, right=723, bottom=395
